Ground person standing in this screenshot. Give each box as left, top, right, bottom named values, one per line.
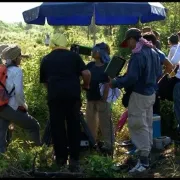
left=85, top=42, right=114, bottom=155
left=44, top=34, right=50, bottom=46
left=168, top=34, right=179, bottom=62
left=169, top=43, right=180, bottom=135
left=172, top=62, right=180, bottom=136
left=143, top=32, right=174, bottom=114
left=109, top=28, right=162, bottom=173
left=40, top=33, right=91, bottom=172
left=153, top=30, right=161, bottom=50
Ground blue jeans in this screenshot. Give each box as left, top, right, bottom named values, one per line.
left=173, top=82, right=180, bottom=130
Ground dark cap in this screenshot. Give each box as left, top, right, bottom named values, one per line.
left=120, top=28, right=142, bottom=48
left=168, top=34, right=179, bottom=44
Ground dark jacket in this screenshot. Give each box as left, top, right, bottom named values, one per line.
left=112, top=46, right=162, bottom=96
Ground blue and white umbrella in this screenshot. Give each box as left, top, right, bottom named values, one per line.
left=22, top=2, right=167, bottom=44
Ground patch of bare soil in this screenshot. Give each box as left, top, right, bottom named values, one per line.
left=114, top=142, right=180, bottom=178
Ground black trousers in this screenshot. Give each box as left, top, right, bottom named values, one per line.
left=48, top=98, right=81, bottom=162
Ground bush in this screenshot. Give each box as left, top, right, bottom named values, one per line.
left=84, top=154, right=129, bottom=178
left=160, top=100, right=177, bottom=135
left=0, top=140, right=53, bottom=177
left=36, top=38, right=43, bottom=45
left=21, top=46, right=50, bottom=126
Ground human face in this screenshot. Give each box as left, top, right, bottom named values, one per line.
left=127, top=37, right=137, bottom=49
left=92, top=50, right=100, bottom=61
left=15, top=53, right=22, bottom=65
left=168, top=40, right=172, bottom=47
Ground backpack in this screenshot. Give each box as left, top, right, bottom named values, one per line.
left=0, top=64, right=15, bottom=107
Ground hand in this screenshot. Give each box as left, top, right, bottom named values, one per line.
left=9, top=123, right=14, bottom=130
left=81, top=83, right=90, bottom=91
left=24, top=103, right=28, bottom=111
left=18, top=106, right=27, bottom=113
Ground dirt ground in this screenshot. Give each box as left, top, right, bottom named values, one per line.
left=114, top=141, right=180, bottom=178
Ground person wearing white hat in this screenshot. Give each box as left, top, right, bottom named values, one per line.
left=40, top=33, right=91, bottom=172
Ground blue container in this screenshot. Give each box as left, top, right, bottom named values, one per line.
left=153, top=114, right=161, bottom=138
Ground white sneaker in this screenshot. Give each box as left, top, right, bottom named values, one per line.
left=129, top=160, right=148, bottom=173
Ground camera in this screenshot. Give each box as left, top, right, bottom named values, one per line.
left=70, top=44, right=92, bottom=56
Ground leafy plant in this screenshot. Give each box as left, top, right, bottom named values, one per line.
left=0, top=139, right=54, bottom=177
left=84, top=155, right=117, bottom=178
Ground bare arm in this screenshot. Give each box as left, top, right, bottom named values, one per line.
left=81, top=69, right=91, bottom=90
left=163, top=59, right=174, bottom=74
left=102, top=83, right=110, bottom=101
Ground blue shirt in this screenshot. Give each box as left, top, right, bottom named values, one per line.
left=113, top=46, right=162, bottom=96
left=155, top=48, right=166, bottom=64
left=154, top=48, right=167, bottom=91
left=154, top=48, right=166, bottom=80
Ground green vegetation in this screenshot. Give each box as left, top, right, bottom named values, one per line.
left=0, top=2, right=179, bottom=177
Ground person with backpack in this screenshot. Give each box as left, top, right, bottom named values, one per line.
left=40, top=33, right=91, bottom=172
left=0, top=45, right=41, bottom=153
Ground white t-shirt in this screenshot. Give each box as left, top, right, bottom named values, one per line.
left=5, top=66, right=27, bottom=110
left=99, top=83, right=121, bottom=103
left=170, top=44, right=180, bottom=79
left=168, top=44, right=178, bottom=62
left=171, top=43, right=180, bottom=65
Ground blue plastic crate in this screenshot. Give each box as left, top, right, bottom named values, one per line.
left=153, top=114, right=161, bottom=138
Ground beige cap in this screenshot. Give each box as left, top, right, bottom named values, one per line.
left=49, top=33, right=68, bottom=48
left=1, top=45, right=21, bottom=60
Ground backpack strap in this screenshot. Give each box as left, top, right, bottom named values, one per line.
left=0, top=81, right=9, bottom=94
left=9, top=86, right=15, bottom=96
left=4, top=63, right=17, bottom=96
left=0, top=80, right=15, bottom=96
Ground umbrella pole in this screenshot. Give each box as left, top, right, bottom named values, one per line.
left=92, top=8, right=96, bottom=46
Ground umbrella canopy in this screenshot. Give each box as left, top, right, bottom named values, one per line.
left=22, top=2, right=167, bottom=26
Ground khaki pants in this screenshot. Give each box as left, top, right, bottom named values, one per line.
left=86, top=101, right=114, bottom=149
left=128, top=92, right=155, bottom=157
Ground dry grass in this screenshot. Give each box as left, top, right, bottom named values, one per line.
left=112, top=121, right=180, bottom=178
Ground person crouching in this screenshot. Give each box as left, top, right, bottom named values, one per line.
left=0, top=45, right=41, bottom=153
